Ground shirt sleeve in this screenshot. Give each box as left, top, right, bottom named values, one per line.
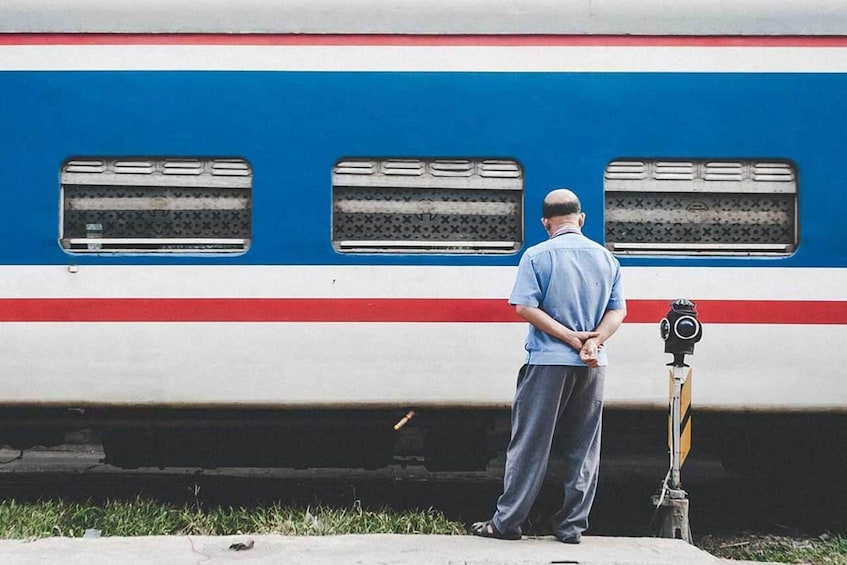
left=508, top=252, right=543, bottom=308
left=606, top=259, right=626, bottom=310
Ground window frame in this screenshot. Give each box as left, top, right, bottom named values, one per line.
left=604, top=159, right=798, bottom=257
left=331, top=158, right=524, bottom=255
left=59, top=157, right=252, bottom=255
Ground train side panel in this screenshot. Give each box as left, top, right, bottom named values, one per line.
left=0, top=40, right=845, bottom=469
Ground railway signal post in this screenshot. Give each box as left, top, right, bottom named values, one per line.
left=652, top=299, right=703, bottom=543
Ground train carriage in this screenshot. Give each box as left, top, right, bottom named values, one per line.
left=0, top=0, right=845, bottom=472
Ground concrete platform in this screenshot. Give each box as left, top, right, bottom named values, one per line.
left=0, top=534, right=726, bottom=564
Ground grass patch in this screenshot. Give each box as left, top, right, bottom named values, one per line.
left=698, top=533, right=847, bottom=564
left=4, top=497, right=845, bottom=565
left=0, top=498, right=466, bottom=539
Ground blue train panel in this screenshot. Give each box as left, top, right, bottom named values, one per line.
left=0, top=71, right=846, bottom=267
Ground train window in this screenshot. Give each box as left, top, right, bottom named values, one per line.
left=604, top=160, right=797, bottom=256
left=332, top=158, right=523, bottom=253
left=60, top=158, right=251, bottom=254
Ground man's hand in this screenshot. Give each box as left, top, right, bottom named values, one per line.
left=567, top=331, right=600, bottom=352
left=579, top=337, right=602, bottom=368
left=579, top=307, right=627, bottom=368
left=514, top=305, right=602, bottom=353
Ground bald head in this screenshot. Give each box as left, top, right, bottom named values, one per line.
left=542, top=189, right=581, bottom=219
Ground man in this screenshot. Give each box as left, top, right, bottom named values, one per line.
left=471, top=188, right=626, bottom=543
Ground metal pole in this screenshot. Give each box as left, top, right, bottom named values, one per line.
left=653, top=299, right=701, bottom=543
left=652, top=364, right=692, bottom=543
left=670, top=366, right=686, bottom=489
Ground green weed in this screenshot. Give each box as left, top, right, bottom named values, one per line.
left=0, top=498, right=465, bottom=539
left=698, top=533, right=847, bottom=564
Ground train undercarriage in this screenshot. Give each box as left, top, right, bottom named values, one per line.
left=0, top=407, right=843, bottom=479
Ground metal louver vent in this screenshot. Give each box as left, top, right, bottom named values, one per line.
left=64, top=160, right=106, bottom=173
left=333, top=158, right=522, bottom=190
left=430, top=160, right=473, bottom=177
left=333, top=157, right=523, bottom=254
left=382, top=160, right=424, bottom=176
left=704, top=162, right=744, bottom=181
left=61, top=158, right=251, bottom=189
left=335, top=160, right=376, bottom=175
left=753, top=162, right=795, bottom=182
left=60, top=157, right=252, bottom=254
left=212, top=159, right=251, bottom=176
left=605, top=160, right=797, bottom=193
left=480, top=160, right=522, bottom=178
left=655, top=162, right=696, bottom=180
left=605, top=161, right=648, bottom=180
left=114, top=160, right=154, bottom=174
left=163, top=160, right=203, bottom=175
left=604, top=158, right=797, bottom=256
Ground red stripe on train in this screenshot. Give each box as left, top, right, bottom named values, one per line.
left=0, top=298, right=844, bottom=324
left=2, top=34, right=847, bottom=47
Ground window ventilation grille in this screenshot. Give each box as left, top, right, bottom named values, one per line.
left=332, top=158, right=523, bottom=254
left=604, top=159, right=797, bottom=256
left=61, top=157, right=252, bottom=254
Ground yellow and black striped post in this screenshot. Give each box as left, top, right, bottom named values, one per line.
left=652, top=363, right=694, bottom=542
left=668, top=365, right=692, bottom=489
left=654, top=299, right=701, bottom=543
left=653, top=298, right=703, bottom=543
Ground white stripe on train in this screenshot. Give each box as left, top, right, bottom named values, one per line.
left=0, top=321, right=843, bottom=410
left=0, top=265, right=843, bottom=300
left=4, top=45, right=847, bottom=72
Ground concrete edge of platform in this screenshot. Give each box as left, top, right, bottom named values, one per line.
left=0, top=533, right=732, bottom=564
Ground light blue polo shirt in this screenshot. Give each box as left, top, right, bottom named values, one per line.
left=509, top=229, right=625, bottom=366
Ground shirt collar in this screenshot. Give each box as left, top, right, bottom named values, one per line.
left=551, top=225, right=582, bottom=238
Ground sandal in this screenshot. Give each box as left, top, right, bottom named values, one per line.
left=469, top=519, right=521, bottom=540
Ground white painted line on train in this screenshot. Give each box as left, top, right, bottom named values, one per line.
left=0, top=265, right=843, bottom=300
left=4, top=45, right=847, bottom=72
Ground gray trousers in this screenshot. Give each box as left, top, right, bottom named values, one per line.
left=492, top=364, right=605, bottom=539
